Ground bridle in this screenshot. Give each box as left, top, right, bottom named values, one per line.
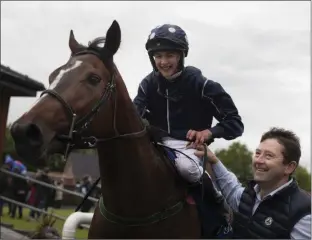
left=40, top=49, right=146, bottom=159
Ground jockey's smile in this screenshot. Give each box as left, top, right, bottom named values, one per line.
left=153, top=51, right=181, bottom=79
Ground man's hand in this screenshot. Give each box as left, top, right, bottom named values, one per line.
left=186, top=129, right=212, bottom=148
left=194, top=144, right=219, bottom=164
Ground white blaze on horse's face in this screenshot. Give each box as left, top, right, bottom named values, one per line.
left=49, top=60, right=83, bottom=89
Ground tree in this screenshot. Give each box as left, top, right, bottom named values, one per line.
left=294, top=165, right=311, bottom=192
left=215, top=141, right=253, bottom=186
left=3, top=125, right=16, bottom=156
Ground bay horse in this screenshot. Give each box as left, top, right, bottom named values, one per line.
left=10, top=20, right=225, bottom=238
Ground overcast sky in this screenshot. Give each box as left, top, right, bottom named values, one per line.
left=1, top=1, right=310, bottom=171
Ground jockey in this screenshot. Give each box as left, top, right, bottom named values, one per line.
left=133, top=24, right=244, bottom=184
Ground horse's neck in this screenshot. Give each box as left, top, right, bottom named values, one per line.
left=96, top=71, right=183, bottom=217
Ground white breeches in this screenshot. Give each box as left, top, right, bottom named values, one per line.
left=162, top=137, right=204, bottom=183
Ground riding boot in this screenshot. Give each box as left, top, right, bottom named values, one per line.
left=187, top=173, right=229, bottom=238
left=202, top=173, right=224, bottom=206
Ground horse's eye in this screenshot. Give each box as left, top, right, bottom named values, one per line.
left=88, top=75, right=101, bottom=85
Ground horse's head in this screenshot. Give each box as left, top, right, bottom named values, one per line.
left=10, top=20, right=121, bottom=164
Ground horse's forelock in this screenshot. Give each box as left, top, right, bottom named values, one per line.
left=87, top=37, right=107, bottom=52
left=69, top=36, right=115, bottom=75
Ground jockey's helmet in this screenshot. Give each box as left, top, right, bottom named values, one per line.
left=145, top=24, right=189, bottom=70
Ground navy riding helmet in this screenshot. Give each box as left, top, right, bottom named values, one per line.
left=145, top=24, right=189, bottom=71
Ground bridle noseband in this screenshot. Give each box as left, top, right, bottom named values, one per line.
left=40, top=50, right=146, bottom=159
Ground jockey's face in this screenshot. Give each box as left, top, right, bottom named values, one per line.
left=153, top=51, right=180, bottom=79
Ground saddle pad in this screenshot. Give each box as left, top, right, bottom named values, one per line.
left=163, top=147, right=177, bottom=162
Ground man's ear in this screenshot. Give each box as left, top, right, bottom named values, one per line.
left=285, top=161, right=297, bottom=175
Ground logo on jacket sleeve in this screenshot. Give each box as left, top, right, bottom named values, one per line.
left=264, top=217, right=273, bottom=226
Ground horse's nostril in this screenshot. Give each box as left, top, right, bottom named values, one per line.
left=25, top=124, right=43, bottom=145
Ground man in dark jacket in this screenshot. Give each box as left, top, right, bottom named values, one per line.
left=195, top=127, right=311, bottom=239
left=34, top=168, right=53, bottom=214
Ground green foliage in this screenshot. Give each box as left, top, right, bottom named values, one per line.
left=215, top=141, right=253, bottom=186
left=3, top=124, right=16, bottom=156
left=47, top=154, right=67, bottom=172
left=294, top=165, right=311, bottom=192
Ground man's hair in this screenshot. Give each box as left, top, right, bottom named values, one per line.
left=260, top=127, right=301, bottom=165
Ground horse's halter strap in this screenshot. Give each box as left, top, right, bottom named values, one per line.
left=40, top=50, right=146, bottom=158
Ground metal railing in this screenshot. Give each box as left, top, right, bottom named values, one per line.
left=0, top=168, right=98, bottom=203
left=0, top=196, right=90, bottom=229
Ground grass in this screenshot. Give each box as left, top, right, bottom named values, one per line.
left=1, top=206, right=89, bottom=239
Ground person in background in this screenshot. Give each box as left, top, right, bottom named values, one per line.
left=75, top=180, right=81, bottom=192
left=0, top=163, right=11, bottom=216
left=26, top=180, right=37, bottom=221
left=3, top=155, right=27, bottom=175
left=31, top=168, right=53, bottom=219
left=10, top=167, right=28, bottom=218
left=54, top=179, right=64, bottom=209
left=1, top=155, right=27, bottom=217
left=80, top=175, right=94, bottom=212
left=28, top=170, right=41, bottom=221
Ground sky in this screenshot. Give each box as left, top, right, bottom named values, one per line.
left=1, top=1, right=311, bottom=171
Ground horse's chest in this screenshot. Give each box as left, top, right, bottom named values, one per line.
left=88, top=204, right=201, bottom=239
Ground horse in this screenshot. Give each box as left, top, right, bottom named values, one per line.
left=10, top=20, right=227, bottom=238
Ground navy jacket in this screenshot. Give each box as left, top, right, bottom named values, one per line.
left=133, top=66, right=244, bottom=141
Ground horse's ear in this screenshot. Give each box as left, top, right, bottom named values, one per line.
left=69, top=30, right=84, bottom=54
left=102, top=20, right=121, bottom=58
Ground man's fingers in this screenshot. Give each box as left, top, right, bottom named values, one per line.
left=186, top=142, right=193, bottom=149
left=194, top=149, right=205, bottom=157
left=195, top=132, right=200, bottom=144
left=186, top=130, right=192, bottom=139
left=195, top=144, right=205, bottom=151
left=187, top=130, right=197, bottom=140
left=199, top=135, right=205, bottom=144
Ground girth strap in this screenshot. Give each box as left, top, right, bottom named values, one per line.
left=98, top=196, right=185, bottom=227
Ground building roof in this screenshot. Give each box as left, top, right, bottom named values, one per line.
left=0, top=64, right=46, bottom=97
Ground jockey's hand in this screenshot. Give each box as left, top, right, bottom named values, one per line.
left=194, top=144, right=219, bottom=164
left=186, top=129, right=212, bottom=147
